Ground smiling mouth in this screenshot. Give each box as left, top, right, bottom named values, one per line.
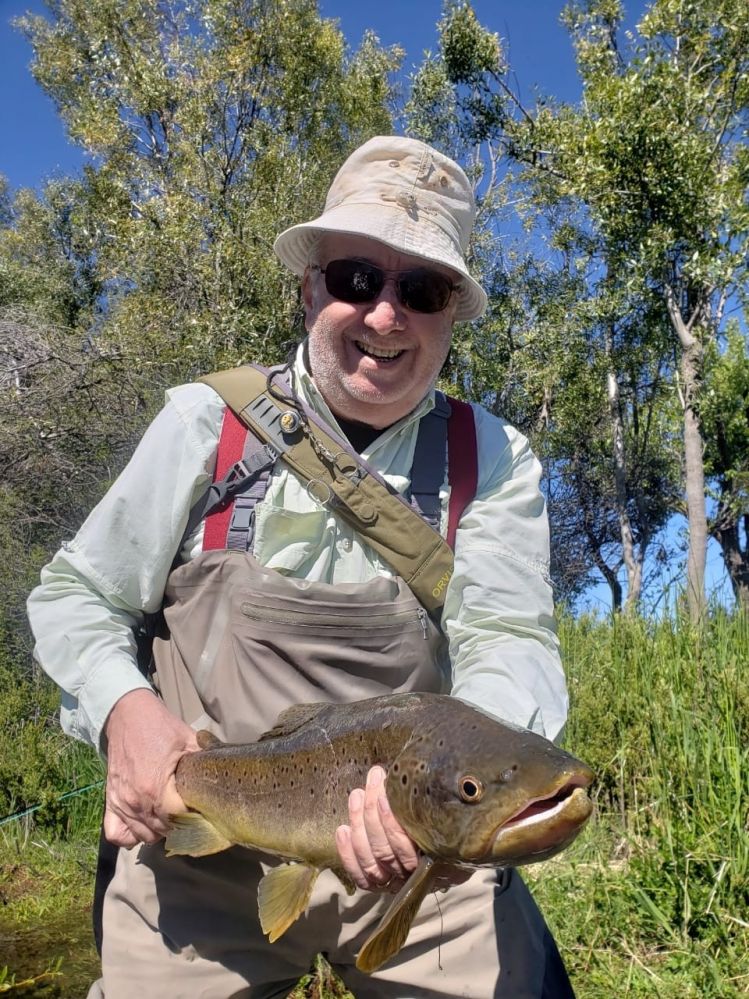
left=355, top=340, right=405, bottom=361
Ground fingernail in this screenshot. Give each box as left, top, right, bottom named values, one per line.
left=367, top=767, right=384, bottom=788
left=378, top=795, right=391, bottom=817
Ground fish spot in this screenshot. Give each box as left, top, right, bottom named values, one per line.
left=310, top=788, right=315, bottom=796
left=401, top=774, right=408, bottom=786
left=393, top=763, right=400, bottom=773
left=438, top=739, right=444, bottom=747
left=418, top=762, right=426, bottom=771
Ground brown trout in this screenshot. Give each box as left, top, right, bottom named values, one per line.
left=165, top=692, right=594, bottom=973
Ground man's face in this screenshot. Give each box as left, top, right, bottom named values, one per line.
left=303, top=234, right=457, bottom=429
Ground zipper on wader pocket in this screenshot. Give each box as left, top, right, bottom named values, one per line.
left=238, top=600, right=429, bottom=633
left=417, top=607, right=428, bottom=639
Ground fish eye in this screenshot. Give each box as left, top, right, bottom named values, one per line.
left=458, top=775, right=484, bottom=802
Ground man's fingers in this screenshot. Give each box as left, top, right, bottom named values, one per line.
left=336, top=767, right=419, bottom=891
left=335, top=824, right=369, bottom=890
left=361, top=768, right=418, bottom=874
left=375, top=790, right=420, bottom=873
left=104, top=791, right=172, bottom=846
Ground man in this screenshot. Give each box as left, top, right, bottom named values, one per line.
left=28, top=136, right=572, bottom=998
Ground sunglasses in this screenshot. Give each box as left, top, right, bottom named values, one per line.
left=312, top=258, right=459, bottom=314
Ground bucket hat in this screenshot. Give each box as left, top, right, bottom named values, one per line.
left=274, top=136, right=487, bottom=321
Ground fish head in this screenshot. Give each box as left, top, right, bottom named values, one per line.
left=384, top=701, right=594, bottom=868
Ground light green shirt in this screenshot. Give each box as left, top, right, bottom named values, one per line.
left=27, top=346, right=568, bottom=749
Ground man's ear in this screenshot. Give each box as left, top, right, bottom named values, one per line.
left=301, top=268, right=316, bottom=330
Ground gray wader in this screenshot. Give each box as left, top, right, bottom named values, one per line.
left=91, top=550, right=575, bottom=998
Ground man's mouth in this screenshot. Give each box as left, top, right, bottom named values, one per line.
left=355, top=340, right=405, bottom=361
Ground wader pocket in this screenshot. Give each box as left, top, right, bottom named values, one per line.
left=157, top=550, right=447, bottom=743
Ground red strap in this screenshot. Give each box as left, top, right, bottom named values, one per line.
left=202, top=407, right=247, bottom=551
left=446, top=398, right=478, bottom=551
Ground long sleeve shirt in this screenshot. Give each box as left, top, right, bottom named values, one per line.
left=27, top=345, right=568, bottom=751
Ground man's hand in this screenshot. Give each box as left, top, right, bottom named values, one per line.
left=335, top=766, right=420, bottom=892
left=102, top=689, right=199, bottom=848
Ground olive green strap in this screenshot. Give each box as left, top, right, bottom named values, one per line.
left=199, top=366, right=454, bottom=617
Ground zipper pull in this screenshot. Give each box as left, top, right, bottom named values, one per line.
left=417, top=607, right=428, bottom=639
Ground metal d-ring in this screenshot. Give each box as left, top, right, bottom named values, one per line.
left=306, top=478, right=332, bottom=505
left=332, top=450, right=361, bottom=481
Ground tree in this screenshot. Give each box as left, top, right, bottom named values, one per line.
left=700, top=325, right=749, bottom=608
left=16, top=0, right=401, bottom=388
left=406, top=2, right=681, bottom=611
left=519, top=0, right=749, bottom=620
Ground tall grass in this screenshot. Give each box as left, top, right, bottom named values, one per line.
left=1, top=611, right=747, bottom=996
left=538, top=610, right=749, bottom=997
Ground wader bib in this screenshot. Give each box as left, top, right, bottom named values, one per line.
left=92, top=548, right=574, bottom=998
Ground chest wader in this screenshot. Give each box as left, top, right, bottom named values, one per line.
left=90, top=370, right=575, bottom=999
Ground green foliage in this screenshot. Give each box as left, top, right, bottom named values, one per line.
left=0, top=630, right=103, bottom=837
left=560, top=609, right=749, bottom=984
left=701, top=326, right=749, bottom=511
left=14, top=0, right=401, bottom=383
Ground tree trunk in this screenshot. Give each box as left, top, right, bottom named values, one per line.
left=680, top=339, right=708, bottom=622
left=604, top=322, right=642, bottom=613
left=665, top=283, right=708, bottom=624
left=712, top=519, right=749, bottom=613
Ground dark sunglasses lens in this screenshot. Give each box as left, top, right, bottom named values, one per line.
left=322, top=259, right=454, bottom=313
left=324, top=260, right=382, bottom=303
left=399, top=269, right=453, bottom=313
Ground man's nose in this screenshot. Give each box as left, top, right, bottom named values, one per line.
left=363, top=278, right=406, bottom=334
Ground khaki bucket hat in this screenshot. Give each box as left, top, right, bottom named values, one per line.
left=274, top=136, right=487, bottom=321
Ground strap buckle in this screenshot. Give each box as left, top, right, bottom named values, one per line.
left=210, top=444, right=279, bottom=508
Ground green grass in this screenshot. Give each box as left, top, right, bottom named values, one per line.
left=1, top=612, right=747, bottom=997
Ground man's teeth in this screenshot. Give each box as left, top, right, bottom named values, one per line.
left=355, top=341, right=404, bottom=359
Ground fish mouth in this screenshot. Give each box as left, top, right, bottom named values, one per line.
left=491, top=774, right=594, bottom=864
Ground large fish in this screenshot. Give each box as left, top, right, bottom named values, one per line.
left=165, top=692, right=594, bottom=973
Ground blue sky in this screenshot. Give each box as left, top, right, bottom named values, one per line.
left=0, top=0, right=733, bottom=611
left=0, top=0, right=597, bottom=190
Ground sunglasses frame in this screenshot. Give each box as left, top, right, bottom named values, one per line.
left=311, top=258, right=460, bottom=314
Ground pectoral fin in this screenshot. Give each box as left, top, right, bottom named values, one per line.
left=258, top=863, right=320, bottom=943
left=356, top=855, right=440, bottom=974
left=165, top=812, right=232, bottom=857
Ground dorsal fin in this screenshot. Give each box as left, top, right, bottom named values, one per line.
left=196, top=729, right=224, bottom=750
left=258, top=702, right=330, bottom=741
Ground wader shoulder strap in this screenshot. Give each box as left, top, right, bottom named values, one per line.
left=446, top=398, right=478, bottom=550
left=409, top=392, right=450, bottom=531
left=199, top=365, right=456, bottom=618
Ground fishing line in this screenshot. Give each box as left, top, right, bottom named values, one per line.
left=0, top=780, right=105, bottom=828
left=432, top=889, right=444, bottom=971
